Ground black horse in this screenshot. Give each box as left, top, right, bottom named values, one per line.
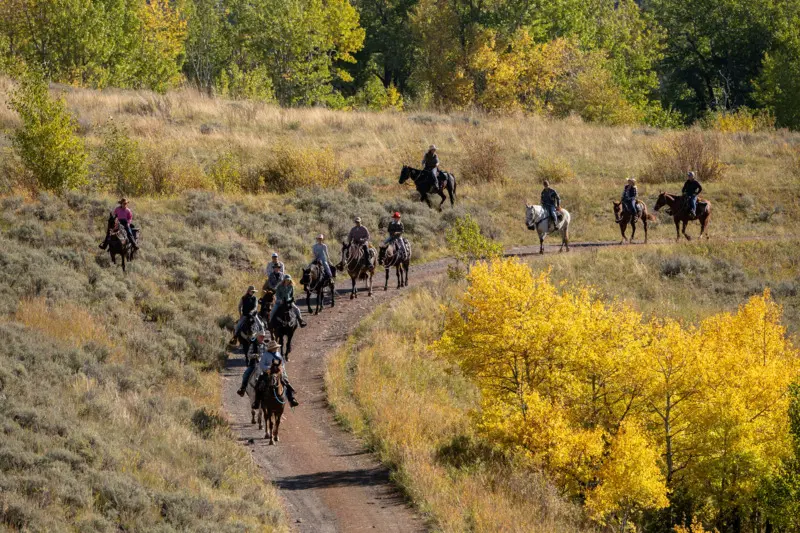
left=300, top=262, right=336, bottom=315
left=399, top=166, right=457, bottom=209
left=257, top=288, right=275, bottom=326
left=269, top=302, right=297, bottom=362
left=104, top=214, right=138, bottom=272
left=378, top=238, right=411, bottom=290
left=236, top=313, right=266, bottom=357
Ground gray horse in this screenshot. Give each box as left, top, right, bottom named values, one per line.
left=525, top=203, right=571, bottom=254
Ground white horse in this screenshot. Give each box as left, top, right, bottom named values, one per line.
left=525, top=203, right=571, bottom=254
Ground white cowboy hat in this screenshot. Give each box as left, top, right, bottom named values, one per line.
left=247, top=285, right=256, bottom=292
left=317, top=234, right=324, bottom=240
left=267, top=340, right=281, bottom=351
left=429, top=145, right=437, bottom=151
left=627, top=177, right=636, bottom=183
left=354, top=217, right=362, bottom=223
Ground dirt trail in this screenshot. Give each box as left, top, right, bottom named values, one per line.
left=221, top=235, right=796, bottom=532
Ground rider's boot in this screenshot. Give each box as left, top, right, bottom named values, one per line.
left=286, top=384, right=300, bottom=407
left=236, top=388, right=245, bottom=397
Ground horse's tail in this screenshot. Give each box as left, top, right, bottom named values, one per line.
left=451, top=174, right=457, bottom=199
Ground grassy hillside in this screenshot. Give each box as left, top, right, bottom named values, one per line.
left=1, top=82, right=800, bottom=531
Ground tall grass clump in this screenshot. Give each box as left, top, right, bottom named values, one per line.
left=7, top=70, right=88, bottom=191
left=259, top=145, right=344, bottom=193
left=642, top=130, right=724, bottom=183
left=460, top=134, right=506, bottom=183
left=95, top=119, right=147, bottom=194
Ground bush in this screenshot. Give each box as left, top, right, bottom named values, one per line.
left=8, top=70, right=88, bottom=191
left=702, top=107, right=775, bottom=133
left=259, top=145, right=344, bottom=193
left=535, top=156, right=576, bottom=184
left=460, top=134, right=507, bottom=183
left=351, top=76, right=404, bottom=111
left=207, top=151, right=242, bottom=193
left=445, top=214, right=503, bottom=266
left=642, top=130, right=725, bottom=184
left=96, top=120, right=146, bottom=194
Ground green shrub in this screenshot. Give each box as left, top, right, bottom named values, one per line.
left=8, top=70, right=88, bottom=191
left=96, top=119, right=146, bottom=194
left=702, top=107, right=775, bottom=133
left=351, top=76, right=404, bottom=111
left=207, top=151, right=242, bottom=193
left=445, top=214, right=503, bottom=266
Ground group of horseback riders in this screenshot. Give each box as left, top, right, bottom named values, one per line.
left=617, top=171, right=704, bottom=222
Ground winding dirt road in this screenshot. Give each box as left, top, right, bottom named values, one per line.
left=221, top=235, right=795, bottom=532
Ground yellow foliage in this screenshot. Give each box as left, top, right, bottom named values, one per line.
left=436, top=259, right=800, bottom=529
left=586, top=421, right=669, bottom=523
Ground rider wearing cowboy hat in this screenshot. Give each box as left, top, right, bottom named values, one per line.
left=100, top=197, right=138, bottom=250
left=422, top=145, right=445, bottom=190
left=682, top=171, right=703, bottom=218
left=541, top=180, right=561, bottom=227
left=382, top=212, right=407, bottom=257
left=238, top=337, right=298, bottom=407
left=311, top=234, right=332, bottom=280
left=347, top=216, right=371, bottom=268
left=621, top=178, right=639, bottom=221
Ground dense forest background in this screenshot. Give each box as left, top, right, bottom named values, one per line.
left=2, top=0, right=800, bottom=128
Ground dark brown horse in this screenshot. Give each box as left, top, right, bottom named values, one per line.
left=255, top=368, right=285, bottom=444
left=612, top=200, right=655, bottom=244
left=300, top=263, right=336, bottom=315
left=378, top=238, right=410, bottom=290
left=654, top=192, right=711, bottom=241
left=105, top=214, right=137, bottom=272
left=336, top=241, right=375, bottom=299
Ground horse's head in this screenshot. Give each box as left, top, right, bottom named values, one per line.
left=525, top=202, right=537, bottom=230
left=399, top=165, right=410, bottom=184
left=612, top=201, right=623, bottom=219
left=654, top=192, right=668, bottom=212
left=378, top=245, right=388, bottom=263
left=300, top=267, right=312, bottom=286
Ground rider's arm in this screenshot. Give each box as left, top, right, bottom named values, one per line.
left=554, top=191, right=561, bottom=207
left=238, top=297, right=243, bottom=314
left=696, top=183, right=703, bottom=195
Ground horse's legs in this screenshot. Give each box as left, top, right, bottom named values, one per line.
left=630, top=221, right=637, bottom=243
left=396, top=265, right=401, bottom=289
left=121, top=252, right=126, bottom=273
left=350, top=277, right=356, bottom=299
left=306, top=290, right=313, bottom=314
left=643, top=217, right=648, bottom=244
left=368, top=272, right=373, bottom=297
left=422, top=194, right=432, bottom=209
left=258, top=408, right=262, bottom=430
left=437, top=191, right=446, bottom=211
left=330, top=282, right=335, bottom=307
left=285, top=332, right=293, bottom=361
left=273, top=411, right=281, bottom=443
left=619, top=221, right=628, bottom=244
left=539, top=234, right=545, bottom=255
left=682, top=220, right=692, bottom=241
left=674, top=219, right=681, bottom=241
left=699, top=214, right=709, bottom=239
left=384, top=266, right=389, bottom=291
left=251, top=409, right=256, bottom=425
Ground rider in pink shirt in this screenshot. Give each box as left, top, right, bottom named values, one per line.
left=100, top=197, right=137, bottom=249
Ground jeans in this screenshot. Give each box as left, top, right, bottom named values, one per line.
left=687, top=195, right=698, bottom=215
left=623, top=199, right=637, bottom=215
left=545, top=205, right=558, bottom=225
left=270, top=300, right=303, bottom=322
left=319, top=260, right=332, bottom=278
left=240, top=364, right=256, bottom=391
left=119, top=219, right=136, bottom=244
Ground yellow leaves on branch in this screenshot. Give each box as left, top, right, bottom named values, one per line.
left=435, top=258, right=800, bottom=526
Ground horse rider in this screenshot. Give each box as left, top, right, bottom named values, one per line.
left=270, top=275, right=307, bottom=328
left=266, top=252, right=284, bottom=276
left=682, top=171, right=703, bottom=218
left=266, top=263, right=285, bottom=293
left=233, top=285, right=258, bottom=340
left=422, top=145, right=444, bottom=191
left=238, top=337, right=298, bottom=407
left=383, top=211, right=407, bottom=257
left=621, top=178, right=639, bottom=221
left=541, top=180, right=561, bottom=227
left=347, top=217, right=372, bottom=268
left=311, top=234, right=333, bottom=281
left=99, top=197, right=138, bottom=250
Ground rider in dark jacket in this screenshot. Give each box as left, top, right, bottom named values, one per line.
left=541, top=180, right=561, bottom=227
left=682, top=171, right=703, bottom=217
left=233, top=285, right=258, bottom=338
left=383, top=212, right=407, bottom=257
left=622, top=178, right=639, bottom=220
left=422, top=145, right=444, bottom=190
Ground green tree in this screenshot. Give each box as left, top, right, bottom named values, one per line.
left=445, top=215, right=503, bottom=268
left=96, top=119, right=146, bottom=194
left=8, top=70, right=88, bottom=191
left=184, top=0, right=232, bottom=94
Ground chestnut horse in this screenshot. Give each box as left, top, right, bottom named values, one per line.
left=255, top=369, right=285, bottom=445
left=612, top=200, right=655, bottom=244
left=654, top=192, right=711, bottom=241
